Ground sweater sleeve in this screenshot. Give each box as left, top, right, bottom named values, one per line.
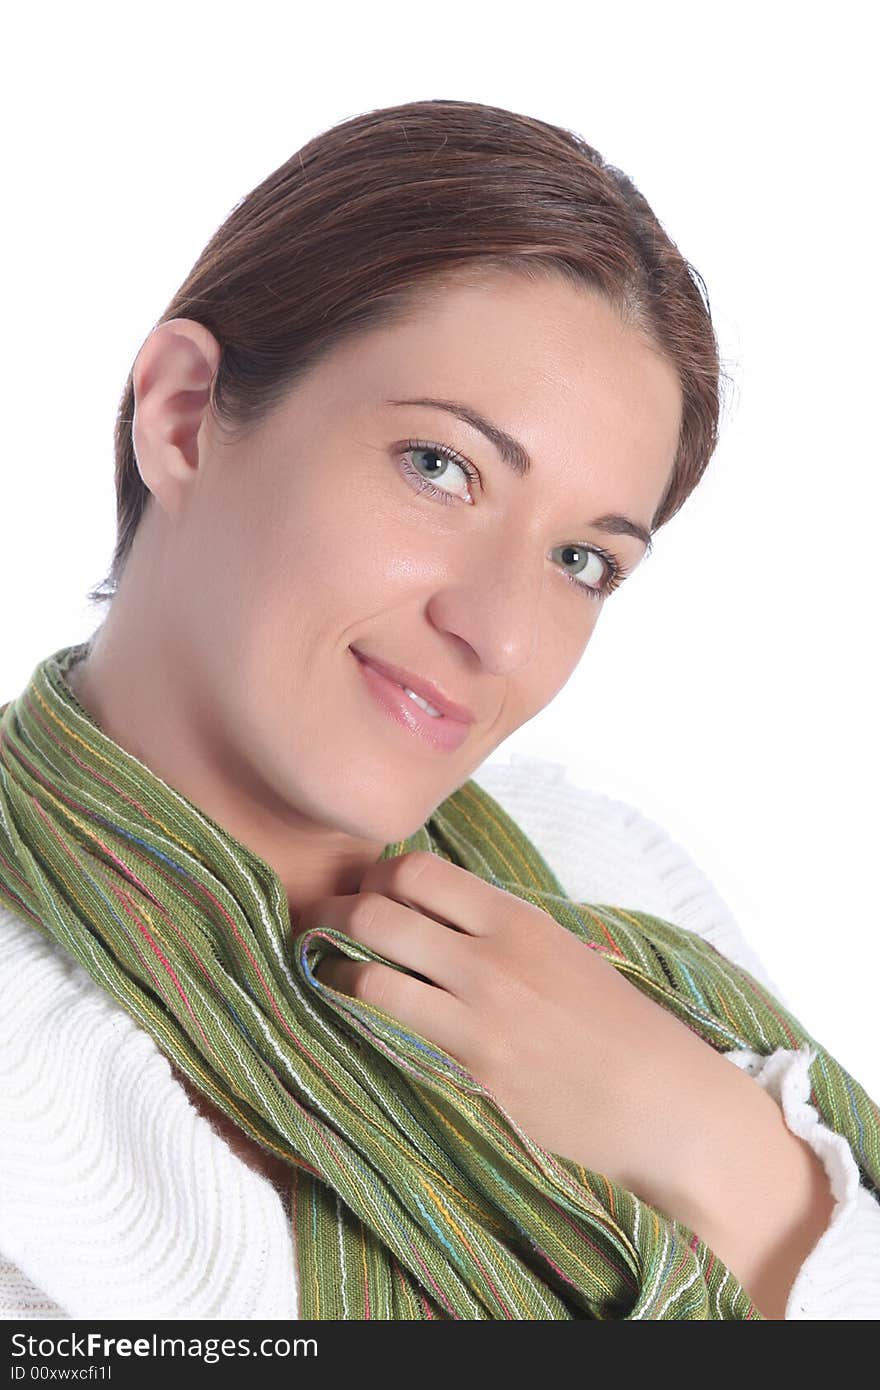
left=581, top=770, right=880, bottom=1321
left=472, top=753, right=880, bottom=1319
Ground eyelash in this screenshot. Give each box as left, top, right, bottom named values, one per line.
left=397, top=437, right=628, bottom=603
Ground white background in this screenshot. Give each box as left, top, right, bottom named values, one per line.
left=2, top=2, right=877, bottom=1097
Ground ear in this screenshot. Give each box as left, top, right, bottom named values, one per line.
left=130, top=317, right=223, bottom=520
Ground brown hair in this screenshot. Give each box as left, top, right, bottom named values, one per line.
left=86, top=97, right=731, bottom=608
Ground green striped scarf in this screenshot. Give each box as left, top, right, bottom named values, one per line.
left=1, top=643, right=878, bottom=1320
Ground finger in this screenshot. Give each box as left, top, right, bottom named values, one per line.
left=320, top=891, right=471, bottom=996
left=359, top=850, right=518, bottom=938
left=315, top=952, right=473, bottom=1064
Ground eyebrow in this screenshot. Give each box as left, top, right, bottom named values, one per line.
left=386, top=395, right=654, bottom=555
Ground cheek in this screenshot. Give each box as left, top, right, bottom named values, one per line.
left=542, top=590, right=597, bottom=665
left=521, top=616, right=595, bottom=717
left=497, top=637, right=584, bottom=736
left=236, top=512, right=408, bottom=677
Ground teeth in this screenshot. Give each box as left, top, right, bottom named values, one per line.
left=402, top=686, right=443, bottom=718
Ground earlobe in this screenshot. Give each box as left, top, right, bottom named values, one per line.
left=131, top=317, right=222, bottom=515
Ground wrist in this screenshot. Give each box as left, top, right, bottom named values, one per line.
left=636, top=1050, right=837, bottom=1319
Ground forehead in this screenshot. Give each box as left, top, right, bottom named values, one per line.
left=399, top=264, right=677, bottom=392
left=300, top=268, right=683, bottom=512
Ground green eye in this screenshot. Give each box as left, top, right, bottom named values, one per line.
left=400, top=442, right=476, bottom=504
left=552, top=543, right=622, bottom=603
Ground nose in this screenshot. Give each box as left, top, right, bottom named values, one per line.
left=425, top=544, right=544, bottom=677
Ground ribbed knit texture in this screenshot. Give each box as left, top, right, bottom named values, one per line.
left=1, top=645, right=879, bottom=1320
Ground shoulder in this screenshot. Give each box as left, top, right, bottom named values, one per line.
left=0, top=900, right=165, bottom=1092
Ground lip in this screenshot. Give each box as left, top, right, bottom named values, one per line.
left=349, top=647, right=474, bottom=754
left=348, top=646, right=476, bottom=724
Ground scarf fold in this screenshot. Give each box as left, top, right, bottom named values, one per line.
left=1, top=643, right=877, bottom=1320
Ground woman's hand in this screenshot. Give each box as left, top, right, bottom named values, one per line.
left=300, top=848, right=730, bottom=1201
left=300, top=848, right=837, bottom=1318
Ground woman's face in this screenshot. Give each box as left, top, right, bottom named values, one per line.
left=116, top=268, right=682, bottom=870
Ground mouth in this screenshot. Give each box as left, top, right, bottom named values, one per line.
left=348, top=646, right=476, bottom=723
left=349, top=647, right=474, bottom=754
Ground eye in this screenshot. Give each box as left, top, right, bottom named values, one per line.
left=398, top=439, right=478, bottom=505
left=396, top=435, right=629, bottom=603
left=552, top=543, right=625, bottom=604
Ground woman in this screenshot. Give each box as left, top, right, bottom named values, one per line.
left=1, top=98, right=878, bottom=1322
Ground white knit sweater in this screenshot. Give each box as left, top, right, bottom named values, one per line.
left=1, top=751, right=878, bottom=1321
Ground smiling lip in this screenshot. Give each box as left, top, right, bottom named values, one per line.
left=350, top=649, right=473, bottom=754
left=348, top=647, right=476, bottom=724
